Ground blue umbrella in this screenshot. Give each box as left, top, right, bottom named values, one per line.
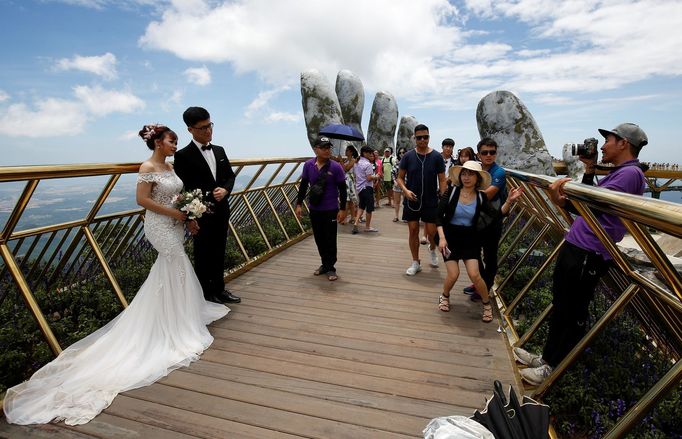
left=319, top=123, right=365, bottom=141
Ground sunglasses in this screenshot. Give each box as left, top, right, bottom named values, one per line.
left=479, top=150, right=496, bottom=156
left=415, top=135, right=430, bottom=140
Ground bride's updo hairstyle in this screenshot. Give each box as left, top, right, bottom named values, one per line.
left=138, top=124, right=177, bottom=150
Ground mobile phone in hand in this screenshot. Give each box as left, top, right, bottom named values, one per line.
left=442, top=246, right=451, bottom=258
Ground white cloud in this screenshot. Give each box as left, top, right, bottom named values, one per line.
left=138, top=0, right=682, bottom=108
left=139, top=0, right=462, bottom=87
left=516, top=49, right=551, bottom=58
left=183, top=65, right=211, bottom=86
left=532, top=94, right=577, bottom=106
left=0, top=86, right=145, bottom=138
left=161, top=89, right=183, bottom=111
left=50, top=0, right=164, bottom=9
left=73, top=85, right=145, bottom=115
left=0, top=90, right=9, bottom=102
left=54, top=53, right=118, bottom=80
left=244, top=86, right=290, bottom=119
left=0, top=99, right=87, bottom=137
left=265, top=112, right=301, bottom=123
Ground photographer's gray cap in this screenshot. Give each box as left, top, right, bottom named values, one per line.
left=598, top=123, right=648, bottom=149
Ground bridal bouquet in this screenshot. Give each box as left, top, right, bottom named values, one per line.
left=172, top=189, right=213, bottom=220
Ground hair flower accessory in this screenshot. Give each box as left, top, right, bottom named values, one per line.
left=142, top=124, right=162, bottom=141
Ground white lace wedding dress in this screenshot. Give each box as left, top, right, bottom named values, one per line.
left=3, top=170, right=229, bottom=425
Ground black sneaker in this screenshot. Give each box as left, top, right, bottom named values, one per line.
left=470, top=291, right=482, bottom=302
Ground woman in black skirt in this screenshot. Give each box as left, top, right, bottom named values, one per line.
left=435, top=161, right=521, bottom=322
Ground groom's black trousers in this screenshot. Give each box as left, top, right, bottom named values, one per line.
left=194, top=212, right=229, bottom=299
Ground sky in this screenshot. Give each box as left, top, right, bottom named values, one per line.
left=1, top=0, right=681, bottom=167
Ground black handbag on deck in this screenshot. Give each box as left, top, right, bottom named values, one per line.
left=307, top=162, right=331, bottom=206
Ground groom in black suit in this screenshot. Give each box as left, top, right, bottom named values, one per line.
left=174, top=106, right=241, bottom=304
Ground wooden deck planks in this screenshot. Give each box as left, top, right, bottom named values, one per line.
left=1, top=205, right=519, bottom=438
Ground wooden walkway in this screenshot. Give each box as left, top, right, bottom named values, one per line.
left=1, top=205, right=519, bottom=438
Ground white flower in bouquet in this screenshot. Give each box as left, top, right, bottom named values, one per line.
left=173, top=189, right=213, bottom=220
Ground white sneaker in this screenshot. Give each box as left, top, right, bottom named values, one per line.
left=520, top=364, right=553, bottom=386
left=429, top=247, right=439, bottom=267
left=513, top=347, right=546, bottom=368
left=406, top=261, right=422, bottom=276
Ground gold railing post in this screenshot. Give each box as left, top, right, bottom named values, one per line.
left=82, top=226, right=128, bottom=308
left=0, top=244, right=62, bottom=355
left=1, top=180, right=39, bottom=243
left=504, top=241, right=563, bottom=319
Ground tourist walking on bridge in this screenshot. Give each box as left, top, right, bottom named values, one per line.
left=515, top=123, right=649, bottom=386
left=382, top=147, right=396, bottom=207
left=441, top=137, right=457, bottom=175
left=463, top=138, right=507, bottom=300
left=295, top=135, right=347, bottom=281
left=454, top=146, right=477, bottom=166
left=391, top=147, right=407, bottom=222
left=435, top=161, right=522, bottom=322
left=397, top=124, right=447, bottom=275
left=351, top=146, right=380, bottom=234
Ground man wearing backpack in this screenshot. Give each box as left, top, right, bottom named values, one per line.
left=382, top=147, right=396, bottom=207
left=464, top=138, right=507, bottom=299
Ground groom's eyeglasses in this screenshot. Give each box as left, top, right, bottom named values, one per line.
left=193, top=122, right=214, bottom=132
left=415, top=135, right=430, bottom=140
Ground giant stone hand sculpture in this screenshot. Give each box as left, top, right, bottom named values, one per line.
left=301, top=69, right=344, bottom=150
left=476, top=91, right=556, bottom=176
left=367, top=91, right=399, bottom=154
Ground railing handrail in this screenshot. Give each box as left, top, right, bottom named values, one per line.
left=0, top=157, right=312, bottom=182
left=506, top=169, right=682, bottom=237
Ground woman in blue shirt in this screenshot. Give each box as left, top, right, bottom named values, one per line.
left=435, top=161, right=521, bottom=322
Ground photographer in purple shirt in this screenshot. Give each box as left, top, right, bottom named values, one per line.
left=515, top=123, right=648, bottom=386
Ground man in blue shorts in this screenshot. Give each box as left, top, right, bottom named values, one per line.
left=396, top=124, right=446, bottom=275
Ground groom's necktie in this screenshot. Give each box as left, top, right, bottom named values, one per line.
left=201, top=144, right=212, bottom=151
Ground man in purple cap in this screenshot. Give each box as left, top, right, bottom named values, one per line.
left=515, top=123, right=648, bottom=385
left=295, top=135, right=347, bottom=281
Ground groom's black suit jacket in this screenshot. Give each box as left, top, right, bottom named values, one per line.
left=174, top=141, right=236, bottom=298
left=173, top=141, right=236, bottom=224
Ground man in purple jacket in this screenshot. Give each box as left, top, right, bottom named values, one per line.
left=295, top=136, right=347, bottom=281
left=514, top=123, right=648, bottom=385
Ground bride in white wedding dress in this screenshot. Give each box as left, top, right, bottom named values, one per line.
left=3, top=124, right=229, bottom=425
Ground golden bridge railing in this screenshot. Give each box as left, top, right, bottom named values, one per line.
left=496, top=169, right=682, bottom=439
left=0, top=158, right=311, bottom=358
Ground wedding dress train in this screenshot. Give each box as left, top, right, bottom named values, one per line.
left=3, top=170, right=229, bottom=425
